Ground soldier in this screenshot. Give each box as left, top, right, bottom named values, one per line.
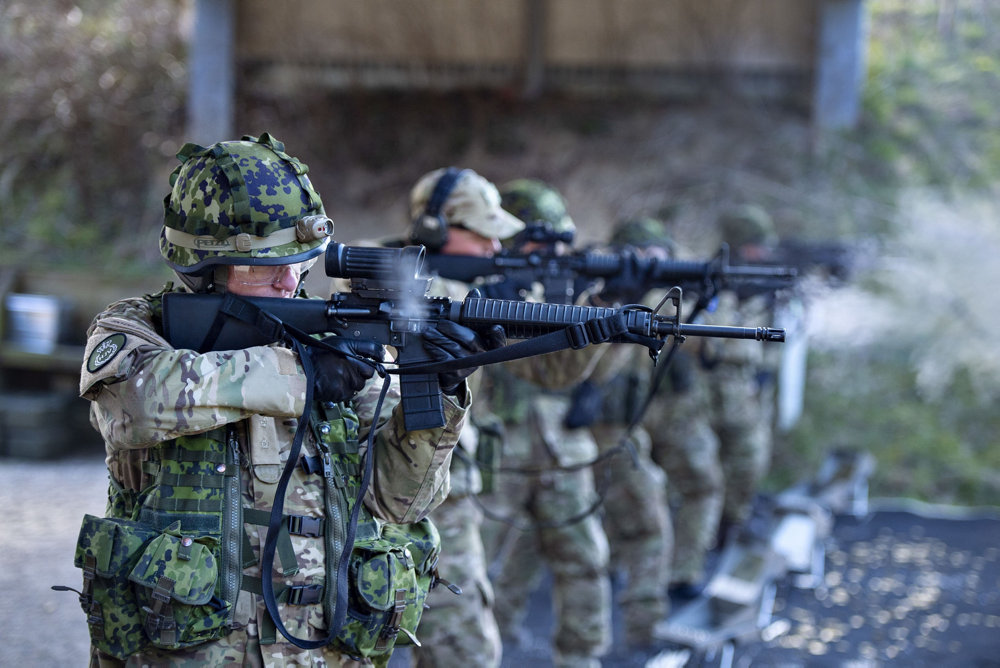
left=708, top=204, right=780, bottom=540
left=486, top=179, right=612, bottom=668
left=72, top=134, right=492, bottom=667
left=613, top=219, right=726, bottom=599
left=396, top=167, right=525, bottom=668
left=586, top=217, right=676, bottom=647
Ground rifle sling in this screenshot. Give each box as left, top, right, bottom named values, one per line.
left=394, top=312, right=662, bottom=376
left=198, top=292, right=285, bottom=353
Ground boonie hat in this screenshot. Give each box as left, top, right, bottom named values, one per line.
left=410, top=168, right=525, bottom=241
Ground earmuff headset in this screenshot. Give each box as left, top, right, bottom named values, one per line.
left=409, top=167, right=470, bottom=251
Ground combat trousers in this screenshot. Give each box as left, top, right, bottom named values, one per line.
left=710, top=364, right=773, bottom=527
left=489, top=396, right=612, bottom=668
left=591, top=423, right=673, bottom=645
left=411, top=494, right=501, bottom=668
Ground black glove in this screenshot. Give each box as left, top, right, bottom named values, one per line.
left=599, top=249, right=644, bottom=304
left=307, top=339, right=382, bottom=404
left=421, top=320, right=506, bottom=395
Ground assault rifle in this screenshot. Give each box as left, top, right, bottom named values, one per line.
left=162, top=243, right=785, bottom=431
left=422, top=245, right=797, bottom=305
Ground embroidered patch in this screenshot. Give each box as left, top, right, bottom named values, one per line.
left=87, top=333, right=127, bottom=373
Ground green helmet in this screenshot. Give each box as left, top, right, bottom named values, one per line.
left=610, top=217, right=676, bottom=254
left=499, top=179, right=576, bottom=238
left=160, top=132, right=332, bottom=276
left=718, top=204, right=777, bottom=248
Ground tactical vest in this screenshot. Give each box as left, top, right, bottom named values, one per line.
left=72, top=400, right=440, bottom=660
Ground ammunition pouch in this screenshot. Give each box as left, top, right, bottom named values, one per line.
left=73, top=515, right=230, bottom=659
left=334, top=518, right=441, bottom=657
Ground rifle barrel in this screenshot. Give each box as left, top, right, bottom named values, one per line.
left=457, top=297, right=784, bottom=342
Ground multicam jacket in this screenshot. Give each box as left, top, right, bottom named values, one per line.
left=77, top=288, right=470, bottom=666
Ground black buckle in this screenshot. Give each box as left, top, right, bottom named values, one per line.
left=286, top=514, right=324, bottom=537
left=566, top=323, right=589, bottom=349
left=585, top=314, right=626, bottom=344
left=287, top=583, right=323, bottom=605
left=299, top=455, right=324, bottom=475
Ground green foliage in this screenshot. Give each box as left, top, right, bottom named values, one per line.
left=0, top=0, right=186, bottom=271
left=861, top=0, right=1000, bottom=189
left=770, top=350, right=1000, bottom=506
left=759, top=1, right=1000, bottom=505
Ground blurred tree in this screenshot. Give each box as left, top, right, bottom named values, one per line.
left=0, top=0, right=187, bottom=271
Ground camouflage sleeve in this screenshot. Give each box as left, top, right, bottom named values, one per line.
left=355, top=374, right=471, bottom=523
left=503, top=345, right=605, bottom=389
left=701, top=292, right=766, bottom=366
left=81, top=296, right=307, bottom=451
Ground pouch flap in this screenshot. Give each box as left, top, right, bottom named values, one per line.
left=379, top=519, right=440, bottom=575
left=74, top=514, right=156, bottom=578
left=353, top=548, right=404, bottom=612
left=129, top=533, right=218, bottom=605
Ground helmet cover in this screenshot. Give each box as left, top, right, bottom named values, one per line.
left=160, top=132, right=330, bottom=274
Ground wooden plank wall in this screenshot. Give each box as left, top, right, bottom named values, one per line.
left=235, top=0, right=817, bottom=85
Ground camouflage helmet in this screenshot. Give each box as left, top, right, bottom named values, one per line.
left=718, top=203, right=778, bottom=248
left=610, top=217, right=676, bottom=254
left=160, top=132, right=333, bottom=275
left=499, top=179, right=576, bottom=237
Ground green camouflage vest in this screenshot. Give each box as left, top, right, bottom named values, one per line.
left=73, top=376, right=439, bottom=660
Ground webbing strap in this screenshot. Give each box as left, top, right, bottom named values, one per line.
left=393, top=312, right=642, bottom=378
left=374, top=589, right=408, bottom=652
left=145, top=576, right=178, bottom=647
left=243, top=508, right=300, bottom=576
left=163, top=225, right=300, bottom=251
left=82, top=555, right=102, bottom=633
left=299, top=454, right=323, bottom=474
left=241, top=576, right=324, bottom=605
left=155, top=472, right=227, bottom=489
left=152, top=497, right=224, bottom=513
left=155, top=445, right=227, bottom=465
left=198, top=293, right=285, bottom=353
left=257, top=331, right=390, bottom=650
left=208, top=144, right=253, bottom=225
left=243, top=507, right=323, bottom=537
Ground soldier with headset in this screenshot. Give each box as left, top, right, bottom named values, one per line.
left=483, top=179, right=613, bottom=668
left=393, top=167, right=524, bottom=668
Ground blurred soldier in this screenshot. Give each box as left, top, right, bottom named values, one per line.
left=395, top=167, right=524, bottom=668
left=486, top=179, right=612, bottom=668
left=707, top=204, right=780, bottom=539
left=585, top=217, right=675, bottom=647
left=72, top=134, right=490, bottom=667
left=617, top=219, right=725, bottom=599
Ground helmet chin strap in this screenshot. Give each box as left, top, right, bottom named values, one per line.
left=173, top=266, right=230, bottom=294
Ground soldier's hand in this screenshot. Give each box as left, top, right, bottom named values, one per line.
left=422, top=320, right=506, bottom=395
left=308, top=339, right=382, bottom=404
left=598, top=248, right=643, bottom=304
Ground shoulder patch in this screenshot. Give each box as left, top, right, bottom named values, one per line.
left=87, top=333, right=127, bottom=373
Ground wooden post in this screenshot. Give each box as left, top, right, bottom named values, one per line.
left=188, top=0, right=236, bottom=143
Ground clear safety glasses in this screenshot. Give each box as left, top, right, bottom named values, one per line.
left=228, top=258, right=317, bottom=286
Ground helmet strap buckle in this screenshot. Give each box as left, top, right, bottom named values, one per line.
left=235, top=234, right=253, bottom=253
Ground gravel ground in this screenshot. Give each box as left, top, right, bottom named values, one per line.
left=0, top=453, right=108, bottom=666
left=6, top=453, right=999, bottom=668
